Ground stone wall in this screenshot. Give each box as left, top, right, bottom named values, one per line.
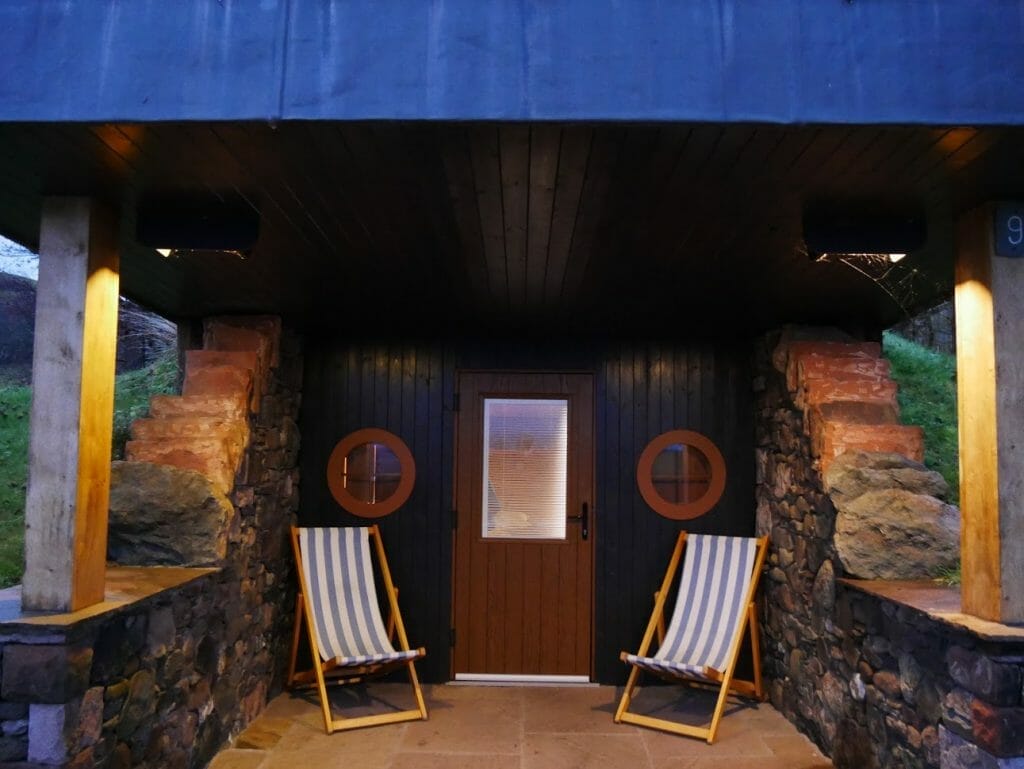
left=755, top=332, right=1024, bottom=769
left=0, top=323, right=302, bottom=768
left=889, top=301, right=955, bottom=355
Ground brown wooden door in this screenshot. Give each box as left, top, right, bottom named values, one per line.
left=453, top=371, right=594, bottom=679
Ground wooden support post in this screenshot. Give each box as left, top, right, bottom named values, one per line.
left=22, top=198, right=120, bottom=612
left=955, top=204, right=1024, bottom=623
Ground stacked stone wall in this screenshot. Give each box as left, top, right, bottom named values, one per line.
left=889, top=301, right=955, bottom=355
left=0, top=324, right=302, bottom=768
left=755, top=332, right=1024, bottom=769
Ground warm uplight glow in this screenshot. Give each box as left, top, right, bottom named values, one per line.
left=815, top=251, right=908, bottom=264
left=154, top=247, right=247, bottom=260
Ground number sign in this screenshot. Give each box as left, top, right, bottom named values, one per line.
left=994, top=203, right=1024, bottom=258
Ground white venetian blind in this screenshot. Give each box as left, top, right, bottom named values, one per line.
left=482, top=398, right=568, bottom=539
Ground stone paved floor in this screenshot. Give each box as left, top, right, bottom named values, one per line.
left=208, top=683, right=832, bottom=769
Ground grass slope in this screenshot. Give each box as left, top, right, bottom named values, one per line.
left=882, top=331, right=959, bottom=501
left=0, top=350, right=178, bottom=587
left=0, top=384, right=30, bottom=586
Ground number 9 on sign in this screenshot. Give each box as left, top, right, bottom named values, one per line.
left=995, top=203, right=1024, bottom=258
left=1009, top=215, right=1023, bottom=247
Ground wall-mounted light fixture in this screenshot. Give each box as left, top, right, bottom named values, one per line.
left=136, top=192, right=260, bottom=259
left=803, top=203, right=925, bottom=263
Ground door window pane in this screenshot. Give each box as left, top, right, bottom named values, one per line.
left=482, top=398, right=568, bottom=539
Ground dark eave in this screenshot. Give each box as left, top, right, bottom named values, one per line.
left=0, top=121, right=1021, bottom=335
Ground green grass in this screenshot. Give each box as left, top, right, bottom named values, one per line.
left=111, top=349, right=180, bottom=460
left=882, top=331, right=960, bottom=502
left=0, top=383, right=31, bottom=588
left=0, top=349, right=179, bottom=587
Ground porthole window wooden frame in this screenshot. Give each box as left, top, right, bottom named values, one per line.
left=636, top=429, right=726, bottom=521
left=326, top=428, right=416, bottom=519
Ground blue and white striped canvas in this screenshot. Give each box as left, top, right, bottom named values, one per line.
left=626, top=534, right=758, bottom=680
left=298, top=527, right=420, bottom=667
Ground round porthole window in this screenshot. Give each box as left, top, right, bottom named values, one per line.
left=636, top=429, right=726, bottom=520
left=326, top=428, right=416, bottom=518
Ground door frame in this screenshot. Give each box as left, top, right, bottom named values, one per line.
left=450, top=369, right=597, bottom=681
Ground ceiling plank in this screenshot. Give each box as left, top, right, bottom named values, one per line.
left=543, top=125, right=591, bottom=310
left=525, top=124, right=560, bottom=311
left=438, top=126, right=491, bottom=312
left=469, top=125, right=510, bottom=311
left=558, top=126, right=626, bottom=309
left=499, top=125, right=531, bottom=313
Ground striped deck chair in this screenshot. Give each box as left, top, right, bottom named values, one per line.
left=288, top=525, right=428, bottom=733
left=615, top=532, right=769, bottom=743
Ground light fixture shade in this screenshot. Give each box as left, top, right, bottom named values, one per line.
left=802, top=204, right=926, bottom=256
left=135, top=192, right=260, bottom=251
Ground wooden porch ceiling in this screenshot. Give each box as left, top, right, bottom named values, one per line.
left=0, top=122, right=1020, bottom=335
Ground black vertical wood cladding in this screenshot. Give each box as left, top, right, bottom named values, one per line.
left=298, top=337, right=753, bottom=683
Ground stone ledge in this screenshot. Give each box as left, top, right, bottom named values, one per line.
left=840, top=579, right=1024, bottom=643
left=0, top=566, right=218, bottom=639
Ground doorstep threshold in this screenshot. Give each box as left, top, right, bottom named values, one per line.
left=453, top=673, right=595, bottom=686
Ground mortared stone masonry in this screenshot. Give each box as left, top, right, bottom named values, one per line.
left=757, top=329, right=1024, bottom=769
left=0, top=316, right=301, bottom=768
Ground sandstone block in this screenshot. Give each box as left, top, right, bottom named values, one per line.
left=803, top=376, right=898, bottom=410
left=204, top=316, right=280, bottom=368
left=124, top=440, right=237, bottom=494
left=149, top=393, right=248, bottom=420
left=2, top=646, right=92, bottom=704
left=204, top=316, right=281, bottom=412
left=798, top=353, right=892, bottom=383
left=811, top=400, right=900, bottom=427
left=108, top=461, right=234, bottom=566
left=819, top=425, right=924, bottom=475
left=782, top=339, right=881, bottom=393
left=130, top=415, right=248, bottom=447
left=184, top=349, right=257, bottom=374
left=182, top=364, right=253, bottom=404
left=834, top=488, right=959, bottom=579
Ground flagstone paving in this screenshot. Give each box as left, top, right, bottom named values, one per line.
left=208, top=683, right=832, bottom=769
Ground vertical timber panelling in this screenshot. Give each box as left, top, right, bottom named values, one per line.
left=299, top=341, right=454, bottom=682
left=593, top=339, right=754, bottom=683
left=299, top=337, right=753, bottom=683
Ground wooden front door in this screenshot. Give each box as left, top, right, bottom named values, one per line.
left=453, top=372, right=594, bottom=680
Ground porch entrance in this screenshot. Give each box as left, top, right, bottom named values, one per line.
left=452, top=372, right=595, bottom=681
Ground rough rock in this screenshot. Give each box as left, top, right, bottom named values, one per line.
left=833, top=488, right=960, bottom=579
left=108, top=461, right=234, bottom=566
left=826, top=450, right=951, bottom=503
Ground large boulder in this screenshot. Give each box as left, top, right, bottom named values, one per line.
left=0, top=272, right=36, bottom=368
left=826, top=451, right=959, bottom=579
left=827, top=449, right=950, bottom=502
left=108, top=461, right=234, bottom=566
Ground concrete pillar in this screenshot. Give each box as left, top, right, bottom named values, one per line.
left=22, top=198, right=120, bottom=612
left=954, top=203, right=1024, bottom=623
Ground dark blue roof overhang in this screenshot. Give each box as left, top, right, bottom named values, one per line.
left=1, top=0, right=1022, bottom=125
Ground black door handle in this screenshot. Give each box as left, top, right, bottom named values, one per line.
left=581, top=502, right=589, bottom=541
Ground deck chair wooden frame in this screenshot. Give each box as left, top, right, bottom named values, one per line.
left=615, top=532, right=769, bottom=744
left=288, top=525, right=428, bottom=733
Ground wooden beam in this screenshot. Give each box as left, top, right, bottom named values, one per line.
left=955, top=204, right=1024, bottom=623
left=21, top=197, right=119, bottom=612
